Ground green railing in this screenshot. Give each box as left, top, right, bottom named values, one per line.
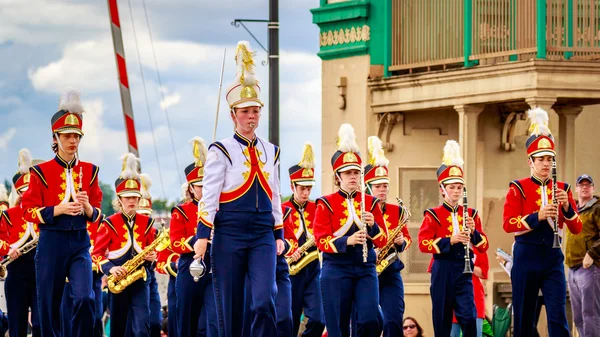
left=390, top=0, right=600, bottom=72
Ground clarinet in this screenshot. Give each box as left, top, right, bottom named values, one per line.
left=360, top=168, right=368, bottom=263
left=463, top=187, right=473, bottom=274
left=551, top=158, right=561, bottom=248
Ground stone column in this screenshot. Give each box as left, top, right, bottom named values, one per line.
left=455, top=104, right=484, bottom=212
left=555, top=105, right=583, bottom=184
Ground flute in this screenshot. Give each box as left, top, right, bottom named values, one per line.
left=359, top=168, right=368, bottom=263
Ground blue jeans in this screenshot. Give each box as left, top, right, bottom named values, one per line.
left=450, top=318, right=483, bottom=337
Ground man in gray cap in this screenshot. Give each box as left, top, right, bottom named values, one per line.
left=565, top=174, right=600, bottom=337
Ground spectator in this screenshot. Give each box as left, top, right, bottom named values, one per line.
left=565, top=174, right=600, bottom=337
left=403, top=317, right=424, bottom=337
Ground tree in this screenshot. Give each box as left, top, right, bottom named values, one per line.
left=3, top=179, right=11, bottom=194
left=99, top=181, right=116, bottom=216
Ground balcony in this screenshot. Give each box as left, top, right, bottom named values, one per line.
left=391, top=0, right=600, bottom=73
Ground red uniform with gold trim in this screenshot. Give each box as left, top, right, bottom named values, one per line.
left=282, top=205, right=299, bottom=257
left=170, top=199, right=200, bottom=256
left=23, top=156, right=102, bottom=228
left=418, top=202, right=488, bottom=260
left=156, top=246, right=179, bottom=277
left=503, top=177, right=581, bottom=240
left=381, top=202, right=412, bottom=255
left=281, top=200, right=316, bottom=257
left=92, top=213, right=155, bottom=274
left=314, top=190, right=387, bottom=260
left=0, top=204, right=39, bottom=255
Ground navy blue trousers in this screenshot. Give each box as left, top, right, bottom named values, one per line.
left=430, top=259, right=476, bottom=337
left=379, top=268, right=405, bottom=337
left=176, top=254, right=218, bottom=337
left=290, top=259, right=325, bottom=337
left=320, top=259, right=380, bottom=337
left=109, top=276, right=150, bottom=337
left=149, top=271, right=162, bottom=337
left=35, top=229, right=95, bottom=337
left=167, top=275, right=178, bottom=337
left=5, top=250, right=40, bottom=337
left=211, top=211, right=277, bottom=337
left=61, top=271, right=104, bottom=337
left=512, top=243, right=569, bottom=337
left=242, top=255, right=293, bottom=337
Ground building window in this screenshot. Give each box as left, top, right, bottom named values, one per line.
left=396, top=167, right=441, bottom=282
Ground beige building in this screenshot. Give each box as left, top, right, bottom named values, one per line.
left=312, top=0, right=600, bottom=334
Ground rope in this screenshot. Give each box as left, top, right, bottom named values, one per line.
left=140, top=0, right=184, bottom=185
left=126, top=0, right=167, bottom=199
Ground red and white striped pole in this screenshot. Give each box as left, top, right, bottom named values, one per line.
left=107, top=0, right=139, bottom=157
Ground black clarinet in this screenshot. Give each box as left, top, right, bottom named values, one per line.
left=463, top=187, right=473, bottom=274
left=551, top=158, right=561, bottom=248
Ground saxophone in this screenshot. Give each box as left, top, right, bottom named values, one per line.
left=375, top=197, right=411, bottom=275
left=286, top=236, right=318, bottom=276
left=107, top=227, right=170, bottom=294
left=0, top=238, right=38, bottom=280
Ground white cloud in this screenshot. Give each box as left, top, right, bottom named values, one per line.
left=0, top=96, right=23, bottom=107
left=0, top=128, right=17, bottom=150
left=160, top=92, right=181, bottom=110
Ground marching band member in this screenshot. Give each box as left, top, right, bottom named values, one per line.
left=503, top=108, right=582, bottom=337
left=194, top=41, right=283, bottom=337
left=362, top=136, right=411, bottom=337
left=155, top=213, right=179, bottom=337
left=0, top=149, right=41, bottom=337
left=22, top=89, right=102, bottom=337
left=61, top=213, right=105, bottom=337
left=171, top=137, right=217, bottom=337
left=313, top=124, right=388, bottom=337
left=137, top=173, right=163, bottom=337
left=282, top=142, right=325, bottom=337
left=91, top=153, right=156, bottom=337
left=418, top=140, right=488, bottom=337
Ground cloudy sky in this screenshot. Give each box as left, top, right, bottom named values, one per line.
left=0, top=0, right=322, bottom=201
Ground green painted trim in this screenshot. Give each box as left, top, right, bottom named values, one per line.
left=383, top=0, right=391, bottom=76
left=464, top=0, right=476, bottom=67
left=536, top=0, right=547, bottom=58
left=565, top=0, right=573, bottom=59
left=317, top=44, right=369, bottom=60
left=509, top=0, right=517, bottom=61
left=320, top=0, right=327, bottom=6
left=311, top=1, right=369, bottom=25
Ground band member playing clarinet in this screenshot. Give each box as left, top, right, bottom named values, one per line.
left=283, top=142, right=325, bottom=337
left=314, top=124, right=388, bottom=337
left=362, top=136, right=411, bottom=337
left=194, top=41, right=283, bottom=337
left=92, top=153, right=156, bottom=337
left=22, top=89, right=102, bottom=337
left=418, top=140, right=488, bottom=337
left=0, top=149, right=41, bottom=337
left=171, top=137, right=218, bottom=337
left=503, top=108, right=582, bottom=337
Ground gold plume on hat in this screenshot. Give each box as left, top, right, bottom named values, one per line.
left=189, top=137, right=208, bottom=167
left=120, top=153, right=140, bottom=180
left=527, top=107, right=552, bottom=137
left=235, top=41, right=257, bottom=87
left=441, top=140, right=464, bottom=167
left=17, top=148, right=33, bottom=175
left=367, top=136, right=389, bottom=167
left=298, top=142, right=315, bottom=169
left=139, top=173, right=152, bottom=199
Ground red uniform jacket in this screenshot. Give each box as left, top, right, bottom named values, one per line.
left=503, top=176, right=582, bottom=245
left=314, top=189, right=387, bottom=263
left=156, top=246, right=179, bottom=278
left=0, top=204, right=39, bottom=256
left=381, top=202, right=412, bottom=252
left=22, top=155, right=102, bottom=230
left=282, top=198, right=316, bottom=257
left=418, top=202, right=488, bottom=263
left=282, top=206, right=298, bottom=257
left=170, top=199, right=200, bottom=256
left=92, top=212, right=155, bottom=275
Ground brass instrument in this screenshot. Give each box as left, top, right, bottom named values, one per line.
left=107, top=227, right=170, bottom=294
left=375, top=198, right=411, bottom=275
left=286, top=236, right=318, bottom=276
left=0, top=238, right=38, bottom=280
